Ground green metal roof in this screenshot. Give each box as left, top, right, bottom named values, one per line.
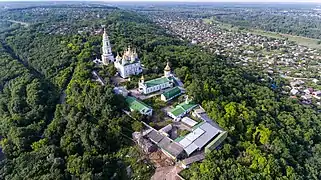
left=126, top=96, right=151, bottom=112
left=180, top=101, right=197, bottom=111
left=171, top=106, right=186, bottom=117
left=169, top=100, right=197, bottom=117
left=144, top=76, right=174, bottom=88
left=162, top=87, right=181, bottom=100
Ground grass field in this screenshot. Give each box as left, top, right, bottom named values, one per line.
left=203, top=17, right=321, bottom=49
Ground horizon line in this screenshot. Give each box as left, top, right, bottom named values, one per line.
left=0, top=0, right=321, bottom=3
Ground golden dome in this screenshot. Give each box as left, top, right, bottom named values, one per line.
left=164, top=62, right=171, bottom=71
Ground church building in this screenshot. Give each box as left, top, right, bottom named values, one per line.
left=101, top=28, right=114, bottom=65
left=138, top=62, right=175, bottom=95
left=114, top=46, right=143, bottom=78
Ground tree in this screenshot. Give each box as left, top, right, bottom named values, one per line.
left=132, top=121, right=143, bottom=132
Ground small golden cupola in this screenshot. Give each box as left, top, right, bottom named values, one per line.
left=164, top=62, right=171, bottom=77
left=140, top=75, right=145, bottom=83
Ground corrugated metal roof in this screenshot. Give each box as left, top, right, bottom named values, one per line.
left=147, top=130, right=163, bottom=143
left=184, top=143, right=198, bottom=156
left=159, top=124, right=172, bottom=134
left=182, top=154, right=205, bottom=166
left=179, top=137, right=193, bottom=148
left=178, top=122, right=222, bottom=154
left=158, top=137, right=171, bottom=149
left=163, top=142, right=184, bottom=158
left=200, top=122, right=220, bottom=133
left=197, top=114, right=224, bottom=132
left=145, top=77, right=172, bottom=88
left=169, top=100, right=197, bottom=117
left=181, top=117, right=198, bottom=127
left=126, top=96, right=151, bottom=112
left=185, top=128, right=204, bottom=142
left=162, top=86, right=181, bottom=100
left=193, top=123, right=219, bottom=149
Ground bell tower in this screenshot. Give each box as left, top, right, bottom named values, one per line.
left=101, top=28, right=114, bottom=65
left=164, top=62, right=171, bottom=77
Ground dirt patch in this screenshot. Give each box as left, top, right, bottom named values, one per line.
left=149, top=150, right=183, bottom=180
left=151, top=165, right=183, bottom=180
left=149, top=150, right=175, bottom=168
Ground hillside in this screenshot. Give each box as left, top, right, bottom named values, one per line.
left=0, top=4, right=320, bottom=180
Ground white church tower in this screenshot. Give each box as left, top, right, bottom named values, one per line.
left=164, top=62, right=171, bottom=77
left=101, top=28, right=114, bottom=65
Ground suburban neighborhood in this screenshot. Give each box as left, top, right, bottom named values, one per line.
left=142, top=10, right=321, bottom=107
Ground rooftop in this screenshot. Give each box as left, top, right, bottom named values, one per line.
left=178, top=122, right=221, bottom=156
left=193, top=123, right=219, bottom=148
left=126, top=96, right=151, bottom=113
left=144, top=76, right=174, bottom=88
left=146, top=129, right=184, bottom=158
left=181, top=117, right=198, bottom=127
left=162, top=86, right=182, bottom=100
left=182, top=154, right=205, bottom=166
left=170, top=100, right=197, bottom=117
left=170, top=106, right=186, bottom=117
left=147, top=130, right=164, bottom=143
left=163, top=141, right=184, bottom=158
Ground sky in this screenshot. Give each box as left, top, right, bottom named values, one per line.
left=0, top=0, right=320, bottom=3
left=0, top=0, right=320, bottom=2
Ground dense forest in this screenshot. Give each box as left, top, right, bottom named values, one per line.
left=0, top=4, right=320, bottom=180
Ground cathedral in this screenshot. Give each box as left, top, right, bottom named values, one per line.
left=114, top=46, right=143, bottom=78
left=101, top=28, right=114, bottom=65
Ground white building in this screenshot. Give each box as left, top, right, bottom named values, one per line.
left=101, top=28, right=114, bottom=65
left=114, top=46, right=142, bottom=78
left=138, top=62, right=174, bottom=94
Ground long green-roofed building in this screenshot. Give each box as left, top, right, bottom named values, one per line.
left=126, top=96, right=153, bottom=116
left=168, top=100, right=197, bottom=120
left=161, top=86, right=182, bottom=102
left=138, top=63, right=177, bottom=94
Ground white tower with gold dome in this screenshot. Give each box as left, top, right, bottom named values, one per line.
left=101, top=28, right=114, bottom=65
left=164, top=62, right=171, bottom=77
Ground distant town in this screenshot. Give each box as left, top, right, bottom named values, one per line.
left=141, top=8, right=321, bottom=107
